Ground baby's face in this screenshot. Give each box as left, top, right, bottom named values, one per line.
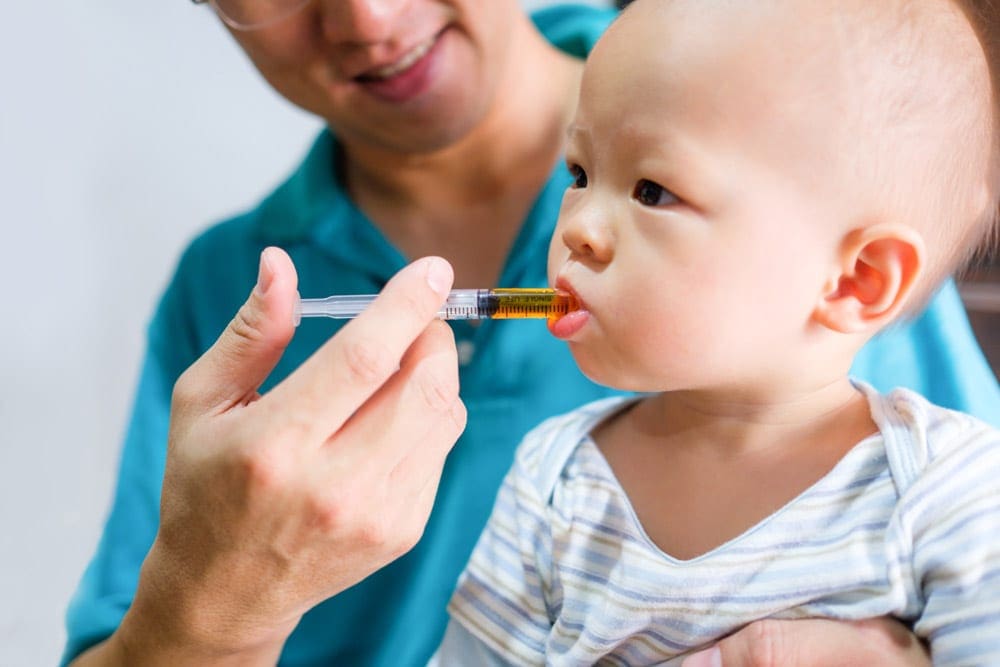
left=547, top=0, right=882, bottom=392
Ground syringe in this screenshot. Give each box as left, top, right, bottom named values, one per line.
left=296, top=288, right=577, bottom=323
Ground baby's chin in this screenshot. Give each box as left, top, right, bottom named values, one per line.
left=566, top=348, right=657, bottom=394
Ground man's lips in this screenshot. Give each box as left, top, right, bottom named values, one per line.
left=355, top=34, right=438, bottom=81
left=348, top=29, right=446, bottom=103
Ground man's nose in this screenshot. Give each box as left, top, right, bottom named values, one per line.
left=317, top=0, right=409, bottom=45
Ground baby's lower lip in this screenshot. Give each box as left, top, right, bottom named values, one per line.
left=547, top=309, right=589, bottom=339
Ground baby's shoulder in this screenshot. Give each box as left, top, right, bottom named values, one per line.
left=513, top=396, right=638, bottom=498
left=866, top=385, right=1000, bottom=497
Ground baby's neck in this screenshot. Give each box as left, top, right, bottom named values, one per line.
left=593, top=379, right=878, bottom=561
left=631, top=379, right=875, bottom=455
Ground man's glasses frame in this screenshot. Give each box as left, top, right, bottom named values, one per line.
left=190, top=0, right=313, bottom=31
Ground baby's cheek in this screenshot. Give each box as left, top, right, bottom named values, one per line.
left=643, top=305, right=715, bottom=364
left=617, top=308, right=681, bottom=365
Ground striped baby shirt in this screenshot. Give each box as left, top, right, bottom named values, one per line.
left=439, top=383, right=1000, bottom=666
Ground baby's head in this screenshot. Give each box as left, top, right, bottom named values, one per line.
left=548, top=0, right=998, bottom=393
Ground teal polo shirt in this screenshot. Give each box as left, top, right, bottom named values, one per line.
left=64, top=4, right=999, bottom=666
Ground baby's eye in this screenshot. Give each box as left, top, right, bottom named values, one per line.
left=568, top=164, right=588, bottom=189
left=633, top=179, right=678, bottom=206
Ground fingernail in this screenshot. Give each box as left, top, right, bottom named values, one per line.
left=256, top=248, right=274, bottom=296
left=682, top=647, right=722, bottom=667
left=425, top=257, right=452, bottom=295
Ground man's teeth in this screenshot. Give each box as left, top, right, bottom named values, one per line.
left=369, top=38, right=435, bottom=79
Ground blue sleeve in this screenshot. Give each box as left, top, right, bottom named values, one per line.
left=852, top=280, right=1000, bottom=427
left=61, top=262, right=201, bottom=665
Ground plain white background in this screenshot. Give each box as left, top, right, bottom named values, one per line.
left=0, top=0, right=610, bottom=664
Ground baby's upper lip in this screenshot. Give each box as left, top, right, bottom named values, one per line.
left=554, top=276, right=586, bottom=311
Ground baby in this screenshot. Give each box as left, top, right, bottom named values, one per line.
left=435, top=0, right=1000, bottom=665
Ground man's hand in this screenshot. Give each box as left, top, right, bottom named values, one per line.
left=98, top=248, right=466, bottom=665
left=681, top=617, right=929, bottom=667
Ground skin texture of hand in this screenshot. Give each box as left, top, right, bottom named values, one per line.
left=680, top=617, right=930, bottom=667
left=73, top=248, right=467, bottom=666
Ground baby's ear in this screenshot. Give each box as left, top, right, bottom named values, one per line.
left=812, top=225, right=925, bottom=334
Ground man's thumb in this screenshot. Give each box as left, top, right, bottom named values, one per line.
left=177, top=247, right=299, bottom=411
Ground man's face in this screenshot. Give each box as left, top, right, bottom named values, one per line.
left=224, top=0, right=522, bottom=154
